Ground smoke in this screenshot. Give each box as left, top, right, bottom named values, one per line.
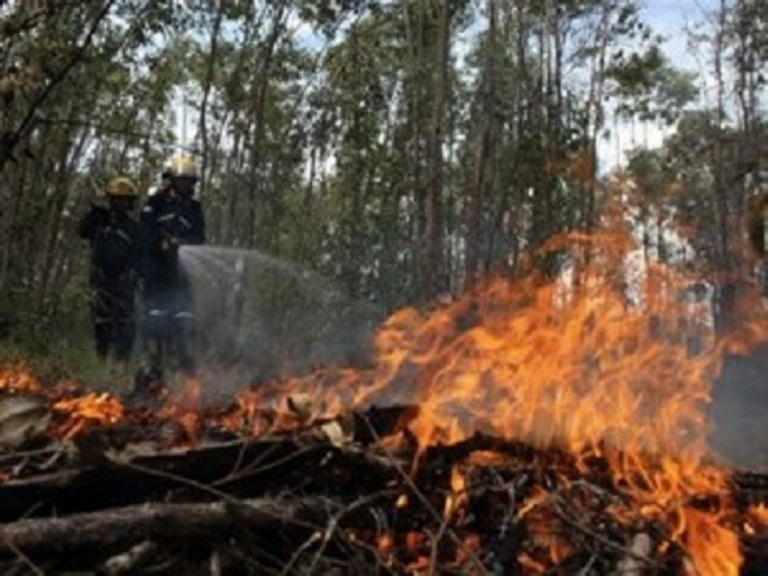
left=177, top=246, right=768, bottom=473
left=709, top=345, right=768, bottom=472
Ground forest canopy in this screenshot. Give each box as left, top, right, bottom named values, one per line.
left=0, top=0, right=766, bottom=363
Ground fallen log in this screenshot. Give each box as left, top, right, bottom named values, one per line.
left=0, top=437, right=402, bottom=522
left=0, top=429, right=764, bottom=574
left=0, top=493, right=403, bottom=575
left=0, top=495, right=341, bottom=555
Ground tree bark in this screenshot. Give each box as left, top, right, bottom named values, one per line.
left=713, top=0, right=734, bottom=334
left=423, top=0, right=451, bottom=301
left=464, top=0, right=497, bottom=289
left=247, top=0, right=288, bottom=249
left=196, top=0, right=225, bottom=198
left=0, top=496, right=341, bottom=556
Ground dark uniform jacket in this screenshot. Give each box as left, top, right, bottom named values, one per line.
left=78, top=206, right=139, bottom=287
left=138, top=189, right=206, bottom=291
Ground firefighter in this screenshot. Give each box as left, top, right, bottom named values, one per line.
left=77, top=177, right=140, bottom=367
left=137, top=153, right=206, bottom=377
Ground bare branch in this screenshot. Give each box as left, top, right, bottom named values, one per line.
left=0, top=0, right=118, bottom=173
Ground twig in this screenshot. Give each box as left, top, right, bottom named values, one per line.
left=209, top=550, right=221, bottom=576
left=215, top=439, right=398, bottom=489
left=34, top=116, right=153, bottom=140
left=278, top=530, right=322, bottom=576
left=552, top=496, right=662, bottom=569
left=110, top=450, right=401, bottom=573
left=615, top=532, right=652, bottom=576
left=334, top=531, right=400, bottom=574
left=106, top=452, right=320, bottom=532
left=569, top=478, right=631, bottom=506
left=304, top=491, right=396, bottom=575
left=0, top=445, right=64, bottom=466
left=214, top=441, right=324, bottom=486
left=357, top=416, right=488, bottom=575
left=578, top=552, right=599, bottom=575
left=0, top=0, right=117, bottom=172
left=0, top=535, right=44, bottom=576
left=223, top=538, right=286, bottom=576
left=102, top=540, right=158, bottom=575
left=226, top=436, right=256, bottom=478
left=427, top=514, right=452, bottom=576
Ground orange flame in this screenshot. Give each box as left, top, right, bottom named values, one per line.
left=2, top=184, right=767, bottom=574
left=746, top=503, right=768, bottom=534
left=223, top=225, right=763, bottom=573
left=683, top=507, right=741, bottom=576
left=0, top=364, right=42, bottom=393
left=157, top=377, right=203, bottom=446
left=0, top=368, right=125, bottom=439
left=53, top=392, right=124, bottom=439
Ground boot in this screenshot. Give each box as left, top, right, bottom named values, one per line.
left=127, top=364, right=166, bottom=407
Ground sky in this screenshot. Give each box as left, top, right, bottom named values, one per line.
left=171, top=0, right=726, bottom=174
left=600, top=0, right=722, bottom=171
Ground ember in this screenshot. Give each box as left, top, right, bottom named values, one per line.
left=0, top=232, right=767, bottom=574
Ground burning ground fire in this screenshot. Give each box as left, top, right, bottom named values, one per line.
left=1, top=231, right=768, bottom=574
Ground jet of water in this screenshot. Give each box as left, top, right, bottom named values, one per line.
left=178, top=245, right=383, bottom=388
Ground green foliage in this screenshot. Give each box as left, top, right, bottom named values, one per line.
left=0, top=0, right=765, bottom=372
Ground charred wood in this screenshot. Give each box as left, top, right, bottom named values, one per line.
left=0, top=438, right=400, bottom=522
left=0, top=496, right=339, bottom=556
left=0, top=420, right=764, bottom=574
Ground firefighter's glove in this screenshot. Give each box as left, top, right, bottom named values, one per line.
left=89, top=203, right=109, bottom=218
left=161, top=236, right=180, bottom=253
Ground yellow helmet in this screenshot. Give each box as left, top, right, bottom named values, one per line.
left=105, top=176, right=138, bottom=197
left=165, top=153, right=199, bottom=179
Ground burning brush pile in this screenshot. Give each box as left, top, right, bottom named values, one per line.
left=1, top=234, right=768, bottom=575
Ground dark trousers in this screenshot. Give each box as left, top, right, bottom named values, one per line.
left=141, top=281, right=196, bottom=374
left=92, top=283, right=136, bottom=361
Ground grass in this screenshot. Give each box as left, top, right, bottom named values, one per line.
left=0, top=331, right=141, bottom=392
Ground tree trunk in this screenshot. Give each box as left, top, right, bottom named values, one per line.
left=247, top=0, right=288, bottom=249
left=423, top=0, right=450, bottom=301
left=196, top=0, right=225, bottom=199
left=464, top=0, right=497, bottom=289
left=713, top=0, right=736, bottom=335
